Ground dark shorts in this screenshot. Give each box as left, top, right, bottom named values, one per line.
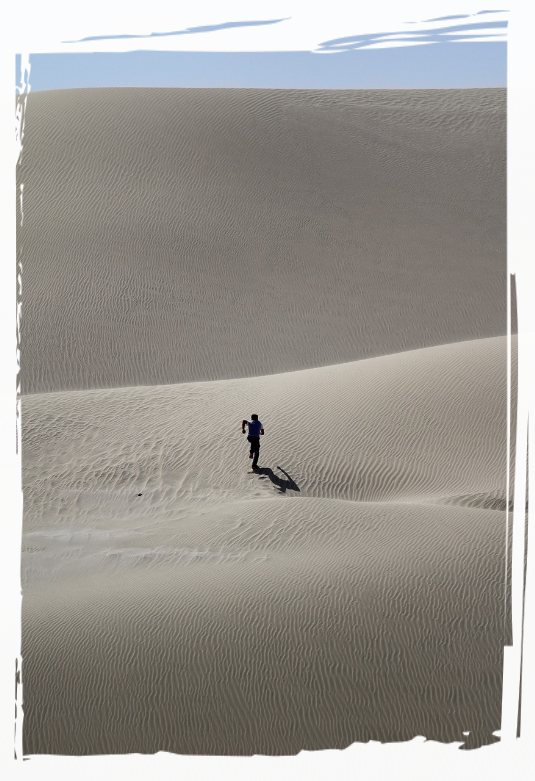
left=247, top=435, right=260, bottom=453
left=247, top=435, right=260, bottom=467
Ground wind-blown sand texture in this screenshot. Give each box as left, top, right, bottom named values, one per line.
left=18, top=88, right=506, bottom=394
left=19, top=88, right=510, bottom=755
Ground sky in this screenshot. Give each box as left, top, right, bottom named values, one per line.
left=0, top=0, right=535, bottom=95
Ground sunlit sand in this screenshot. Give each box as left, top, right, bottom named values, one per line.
left=0, top=89, right=535, bottom=781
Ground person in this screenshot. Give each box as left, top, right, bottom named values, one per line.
left=241, top=414, right=264, bottom=470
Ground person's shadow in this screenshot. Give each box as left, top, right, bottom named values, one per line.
left=255, top=465, right=300, bottom=494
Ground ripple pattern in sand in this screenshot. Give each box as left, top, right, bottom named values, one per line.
left=18, top=88, right=506, bottom=393
left=20, top=336, right=512, bottom=753
left=22, top=498, right=504, bottom=755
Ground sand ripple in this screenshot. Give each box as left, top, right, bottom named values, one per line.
left=18, top=82, right=511, bottom=756
left=18, top=88, right=506, bottom=393
left=21, top=336, right=512, bottom=753
left=22, top=496, right=505, bottom=754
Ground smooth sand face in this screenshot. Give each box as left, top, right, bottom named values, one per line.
left=19, top=88, right=510, bottom=755
left=18, top=88, right=506, bottom=394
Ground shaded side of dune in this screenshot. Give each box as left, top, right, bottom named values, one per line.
left=18, top=88, right=506, bottom=393
left=21, top=499, right=504, bottom=755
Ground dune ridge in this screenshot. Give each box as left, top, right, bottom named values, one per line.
left=22, top=336, right=513, bottom=526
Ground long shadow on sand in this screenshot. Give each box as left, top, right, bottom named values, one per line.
left=255, top=465, right=300, bottom=494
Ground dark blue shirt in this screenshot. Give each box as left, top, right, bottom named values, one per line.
left=246, top=420, right=263, bottom=436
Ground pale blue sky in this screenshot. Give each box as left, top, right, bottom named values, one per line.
left=0, top=0, right=535, bottom=95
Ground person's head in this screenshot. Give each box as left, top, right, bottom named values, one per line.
left=251, top=414, right=259, bottom=421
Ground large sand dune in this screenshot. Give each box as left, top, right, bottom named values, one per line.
left=18, top=88, right=506, bottom=394
left=0, top=90, right=535, bottom=781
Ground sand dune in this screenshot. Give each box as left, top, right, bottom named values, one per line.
left=18, top=88, right=506, bottom=394
left=21, top=501, right=505, bottom=755
left=0, top=334, right=535, bottom=779
left=22, top=336, right=511, bottom=532
left=0, top=90, right=535, bottom=781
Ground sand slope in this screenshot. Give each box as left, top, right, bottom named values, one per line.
left=22, top=501, right=505, bottom=755
left=22, top=336, right=510, bottom=530
left=18, top=88, right=506, bottom=393
left=21, top=336, right=513, bottom=754
left=0, top=89, right=535, bottom=781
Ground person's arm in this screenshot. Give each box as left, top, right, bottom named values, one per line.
left=260, top=428, right=265, bottom=435
left=242, top=420, right=248, bottom=433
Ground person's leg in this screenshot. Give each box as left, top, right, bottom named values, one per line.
left=252, top=437, right=260, bottom=468
left=247, top=435, right=253, bottom=457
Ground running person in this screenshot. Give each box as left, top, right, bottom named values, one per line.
left=241, top=414, right=264, bottom=470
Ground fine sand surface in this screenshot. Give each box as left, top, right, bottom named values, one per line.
left=19, top=87, right=510, bottom=755
left=0, top=89, right=535, bottom=395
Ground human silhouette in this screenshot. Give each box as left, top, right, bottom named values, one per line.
left=241, top=414, right=264, bottom=470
